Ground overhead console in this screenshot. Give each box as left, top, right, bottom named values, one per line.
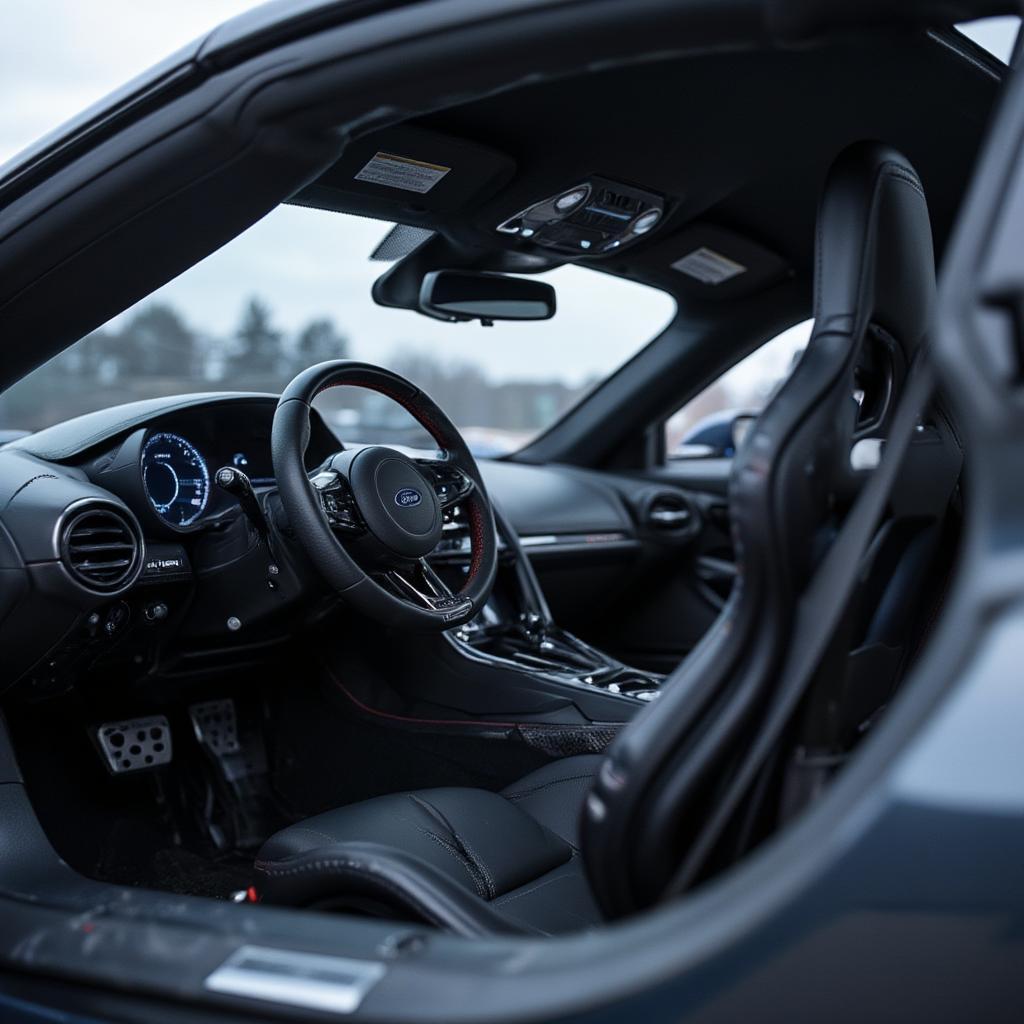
left=496, top=176, right=665, bottom=256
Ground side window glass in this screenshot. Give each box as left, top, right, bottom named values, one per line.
left=664, top=320, right=811, bottom=459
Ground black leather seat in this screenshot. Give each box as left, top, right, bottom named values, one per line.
left=256, top=140, right=947, bottom=934
left=255, top=755, right=604, bottom=935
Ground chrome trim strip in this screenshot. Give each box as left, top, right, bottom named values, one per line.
left=518, top=534, right=559, bottom=547
left=519, top=531, right=629, bottom=548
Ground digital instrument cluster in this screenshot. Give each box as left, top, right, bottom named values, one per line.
left=140, top=432, right=211, bottom=528
left=82, top=398, right=338, bottom=535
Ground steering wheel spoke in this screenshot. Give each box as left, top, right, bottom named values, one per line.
left=310, top=469, right=365, bottom=536
left=415, top=458, right=476, bottom=511
left=382, top=559, right=474, bottom=620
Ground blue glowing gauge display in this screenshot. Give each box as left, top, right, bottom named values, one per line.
left=141, top=432, right=210, bottom=528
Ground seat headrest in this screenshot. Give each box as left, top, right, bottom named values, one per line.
left=814, top=140, right=935, bottom=352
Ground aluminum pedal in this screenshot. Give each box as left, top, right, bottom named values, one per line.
left=189, top=699, right=241, bottom=756
left=188, top=698, right=273, bottom=848
left=95, top=715, right=172, bottom=774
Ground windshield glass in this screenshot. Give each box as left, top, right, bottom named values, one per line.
left=0, top=207, right=675, bottom=454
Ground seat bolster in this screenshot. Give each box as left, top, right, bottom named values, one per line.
left=501, top=754, right=604, bottom=848
left=254, top=841, right=537, bottom=937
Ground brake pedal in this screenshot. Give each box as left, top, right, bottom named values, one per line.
left=94, top=715, right=172, bottom=774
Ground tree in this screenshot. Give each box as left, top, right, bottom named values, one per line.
left=57, top=327, right=121, bottom=380
left=294, top=318, right=349, bottom=368
left=121, top=303, right=197, bottom=378
left=233, top=297, right=283, bottom=375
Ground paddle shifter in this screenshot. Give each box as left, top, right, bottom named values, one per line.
left=215, top=466, right=269, bottom=540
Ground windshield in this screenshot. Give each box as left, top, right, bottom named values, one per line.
left=0, top=207, right=675, bottom=454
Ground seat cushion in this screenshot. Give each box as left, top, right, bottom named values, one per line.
left=255, top=754, right=604, bottom=934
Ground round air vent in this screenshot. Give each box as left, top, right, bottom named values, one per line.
left=643, top=491, right=700, bottom=540
left=59, top=503, right=142, bottom=594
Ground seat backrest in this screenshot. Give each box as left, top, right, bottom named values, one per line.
left=582, top=140, right=938, bottom=918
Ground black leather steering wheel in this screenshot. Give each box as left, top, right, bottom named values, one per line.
left=271, top=361, right=498, bottom=630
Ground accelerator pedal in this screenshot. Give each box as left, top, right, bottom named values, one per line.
left=189, top=699, right=242, bottom=762
left=189, top=698, right=274, bottom=849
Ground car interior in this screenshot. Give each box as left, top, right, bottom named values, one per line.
left=0, top=0, right=1001, bottom=958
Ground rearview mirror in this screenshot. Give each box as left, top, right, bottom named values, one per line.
left=419, top=270, right=556, bottom=324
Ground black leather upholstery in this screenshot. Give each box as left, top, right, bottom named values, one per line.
left=582, top=140, right=939, bottom=916
left=256, top=142, right=946, bottom=934
left=256, top=755, right=603, bottom=935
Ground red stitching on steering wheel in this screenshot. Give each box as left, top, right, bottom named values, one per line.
left=313, top=374, right=485, bottom=595
left=465, top=496, right=486, bottom=585
left=313, top=378, right=450, bottom=448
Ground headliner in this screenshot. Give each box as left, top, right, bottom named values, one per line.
left=294, top=27, right=1001, bottom=311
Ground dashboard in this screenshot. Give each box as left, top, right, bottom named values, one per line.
left=76, top=397, right=338, bottom=536
left=0, top=395, right=343, bottom=690
left=0, top=392, right=690, bottom=697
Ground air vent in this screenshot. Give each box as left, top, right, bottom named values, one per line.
left=644, top=492, right=699, bottom=537
left=60, top=504, right=142, bottom=593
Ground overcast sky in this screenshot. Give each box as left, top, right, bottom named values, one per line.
left=0, top=5, right=1018, bottom=385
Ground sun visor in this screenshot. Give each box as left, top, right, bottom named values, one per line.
left=643, top=223, right=791, bottom=301
left=291, top=126, right=516, bottom=220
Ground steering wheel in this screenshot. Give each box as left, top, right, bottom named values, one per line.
left=271, top=361, right=498, bottom=630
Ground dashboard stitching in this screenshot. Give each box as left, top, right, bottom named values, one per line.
left=3, top=473, right=58, bottom=508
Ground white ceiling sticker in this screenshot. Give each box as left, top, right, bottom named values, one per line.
left=354, top=151, right=451, bottom=193
left=672, top=246, right=747, bottom=285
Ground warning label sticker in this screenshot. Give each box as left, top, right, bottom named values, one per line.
left=354, top=152, right=451, bottom=194
left=672, top=247, right=747, bottom=285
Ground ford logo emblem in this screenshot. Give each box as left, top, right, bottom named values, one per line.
left=395, top=487, right=422, bottom=508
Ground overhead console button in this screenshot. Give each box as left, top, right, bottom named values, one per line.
left=496, top=176, right=665, bottom=257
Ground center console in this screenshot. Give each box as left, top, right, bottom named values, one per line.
left=429, top=502, right=662, bottom=703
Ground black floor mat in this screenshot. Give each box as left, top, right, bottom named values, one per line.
left=150, top=847, right=254, bottom=899
left=95, top=816, right=254, bottom=898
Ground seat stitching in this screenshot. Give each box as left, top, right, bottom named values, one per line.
left=503, top=772, right=595, bottom=802
left=274, top=825, right=344, bottom=847
left=439, top=825, right=496, bottom=900
left=455, top=834, right=495, bottom=899
left=410, top=794, right=496, bottom=899
left=253, top=857, right=462, bottom=929
left=415, top=827, right=488, bottom=899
